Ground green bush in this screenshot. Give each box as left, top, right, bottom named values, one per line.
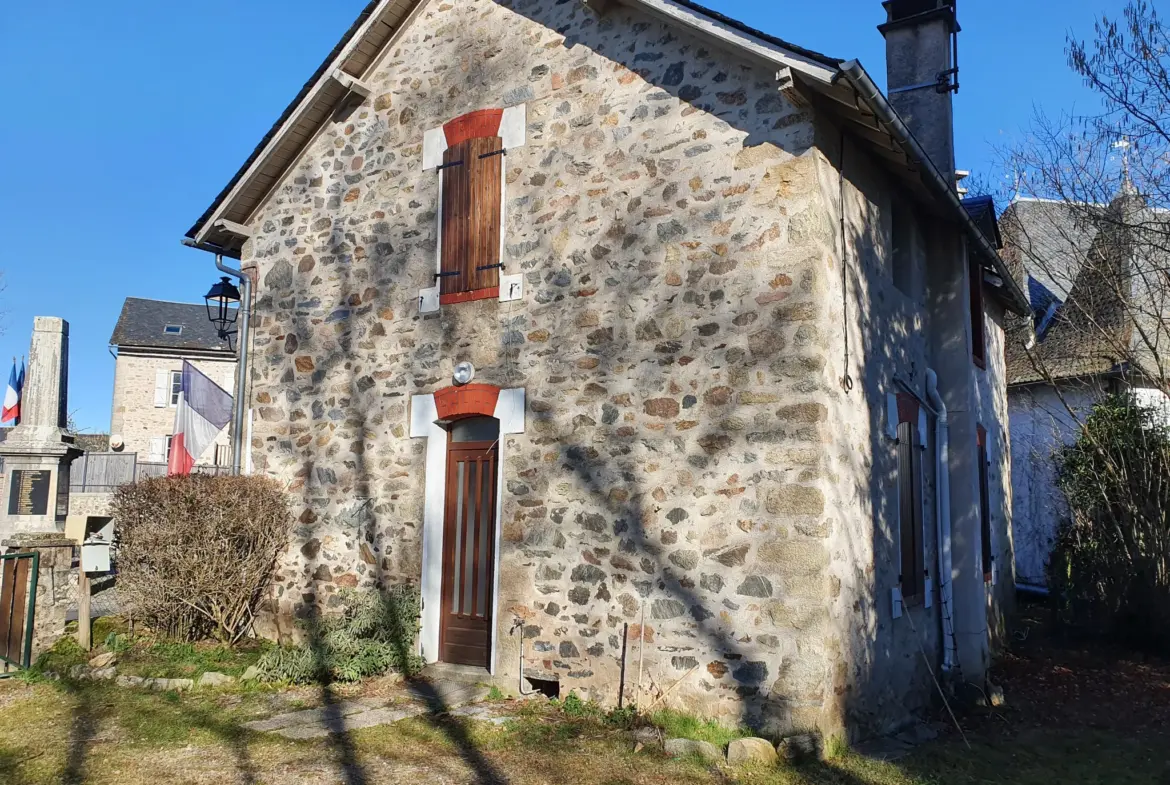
left=255, top=587, right=423, bottom=683
left=112, top=474, right=293, bottom=643
left=1052, top=393, right=1170, bottom=650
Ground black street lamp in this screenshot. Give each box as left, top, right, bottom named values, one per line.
left=204, top=276, right=241, bottom=339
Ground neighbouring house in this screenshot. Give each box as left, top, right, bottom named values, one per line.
left=183, top=0, right=1028, bottom=739
left=1003, top=187, right=1170, bottom=589
left=108, top=297, right=236, bottom=467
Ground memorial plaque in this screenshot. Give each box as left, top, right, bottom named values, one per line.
left=8, top=470, right=51, bottom=516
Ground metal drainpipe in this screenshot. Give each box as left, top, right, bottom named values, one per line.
left=215, top=254, right=251, bottom=476
left=926, top=369, right=958, bottom=673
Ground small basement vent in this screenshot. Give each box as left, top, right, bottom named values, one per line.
left=525, top=676, right=560, bottom=699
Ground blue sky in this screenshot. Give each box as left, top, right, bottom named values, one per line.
left=0, top=0, right=1107, bottom=432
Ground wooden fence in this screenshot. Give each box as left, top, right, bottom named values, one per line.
left=69, top=453, right=230, bottom=493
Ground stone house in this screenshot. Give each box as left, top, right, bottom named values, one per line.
left=1003, top=189, right=1170, bottom=588
left=184, top=0, right=1027, bottom=738
left=109, top=297, right=236, bottom=466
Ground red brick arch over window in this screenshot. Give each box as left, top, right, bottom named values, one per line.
left=443, top=109, right=504, bottom=146
left=433, top=383, right=501, bottom=421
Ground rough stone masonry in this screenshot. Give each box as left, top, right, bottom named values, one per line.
left=227, top=0, right=1015, bottom=739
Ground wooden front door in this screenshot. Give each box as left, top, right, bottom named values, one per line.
left=440, top=417, right=500, bottom=668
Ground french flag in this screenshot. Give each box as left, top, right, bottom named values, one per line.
left=2, top=358, right=24, bottom=424
left=167, top=361, right=233, bottom=476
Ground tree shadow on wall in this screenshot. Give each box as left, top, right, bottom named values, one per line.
left=259, top=0, right=970, bottom=758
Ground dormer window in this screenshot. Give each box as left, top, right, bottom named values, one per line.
left=164, top=324, right=183, bottom=335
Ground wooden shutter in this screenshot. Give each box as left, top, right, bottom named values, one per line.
left=148, top=437, right=166, bottom=463
left=978, top=425, right=992, bottom=580
left=154, top=370, right=169, bottom=408
left=897, top=419, right=926, bottom=600
left=440, top=137, right=503, bottom=298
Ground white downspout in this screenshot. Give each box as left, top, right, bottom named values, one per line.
left=926, top=368, right=958, bottom=673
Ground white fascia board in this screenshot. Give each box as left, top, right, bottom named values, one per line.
left=194, top=0, right=399, bottom=245
left=621, top=0, right=838, bottom=85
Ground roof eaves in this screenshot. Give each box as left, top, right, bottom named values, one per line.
left=185, top=0, right=388, bottom=254
left=184, top=0, right=845, bottom=256
left=837, top=60, right=1030, bottom=315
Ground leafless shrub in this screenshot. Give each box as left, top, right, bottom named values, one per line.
left=112, top=474, right=293, bottom=643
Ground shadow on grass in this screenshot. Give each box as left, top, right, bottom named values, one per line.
left=53, top=677, right=264, bottom=785
left=0, top=743, right=39, bottom=785
left=405, top=678, right=509, bottom=785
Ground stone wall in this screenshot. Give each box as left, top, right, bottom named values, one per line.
left=69, top=492, right=113, bottom=519
left=110, top=352, right=235, bottom=463
left=815, top=133, right=944, bottom=733
left=975, top=301, right=1017, bottom=650
left=234, top=0, right=1010, bottom=739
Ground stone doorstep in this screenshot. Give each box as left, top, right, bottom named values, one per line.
left=406, top=680, right=489, bottom=708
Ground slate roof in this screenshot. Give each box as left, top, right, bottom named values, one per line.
left=961, top=195, right=1003, bottom=249
left=110, top=298, right=235, bottom=354
left=1002, top=195, right=1170, bottom=386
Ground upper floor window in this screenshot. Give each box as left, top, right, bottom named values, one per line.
left=439, top=134, right=503, bottom=304
left=420, top=105, right=527, bottom=312
left=170, top=370, right=182, bottom=406
left=970, top=257, right=987, bottom=367
left=163, top=324, right=183, bottom=335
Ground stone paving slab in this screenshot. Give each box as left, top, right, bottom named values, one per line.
left=244, top=699, right=385, bottom=732
left=271, top=707, right=421, bottom=739
left=249, top=680, right=498, bottom=739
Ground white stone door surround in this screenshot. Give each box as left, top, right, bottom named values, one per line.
left=410, top=384, right=525, bottom=673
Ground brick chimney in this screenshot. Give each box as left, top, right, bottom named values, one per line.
left=880, top=0, right=959, bottom=183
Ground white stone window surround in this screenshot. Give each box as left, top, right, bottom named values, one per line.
left=418, top=104, right=527, bottom=313
left=409, top=387, right=525, bottom=672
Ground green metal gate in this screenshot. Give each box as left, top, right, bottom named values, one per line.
left=0, top=552, right=38, bottom=671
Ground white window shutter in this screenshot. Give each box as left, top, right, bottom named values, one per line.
left=223, top=369, right=235, bottom=395
left=148, top=437, right=166, bottom=462
left=154, top=370, right=169, bottom=408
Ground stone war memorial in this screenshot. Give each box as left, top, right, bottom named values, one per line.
left=0, top=317, right=83, bottom=667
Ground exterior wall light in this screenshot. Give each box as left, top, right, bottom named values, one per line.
left=453, top=362, right=476, bottom=386
left=204, top=277, right=241, bottom=339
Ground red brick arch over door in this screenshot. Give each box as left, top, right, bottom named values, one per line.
left=433, top=383, right=500, bottom=421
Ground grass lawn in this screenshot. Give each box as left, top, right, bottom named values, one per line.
left=0, top=613, right=1167, bottom=784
